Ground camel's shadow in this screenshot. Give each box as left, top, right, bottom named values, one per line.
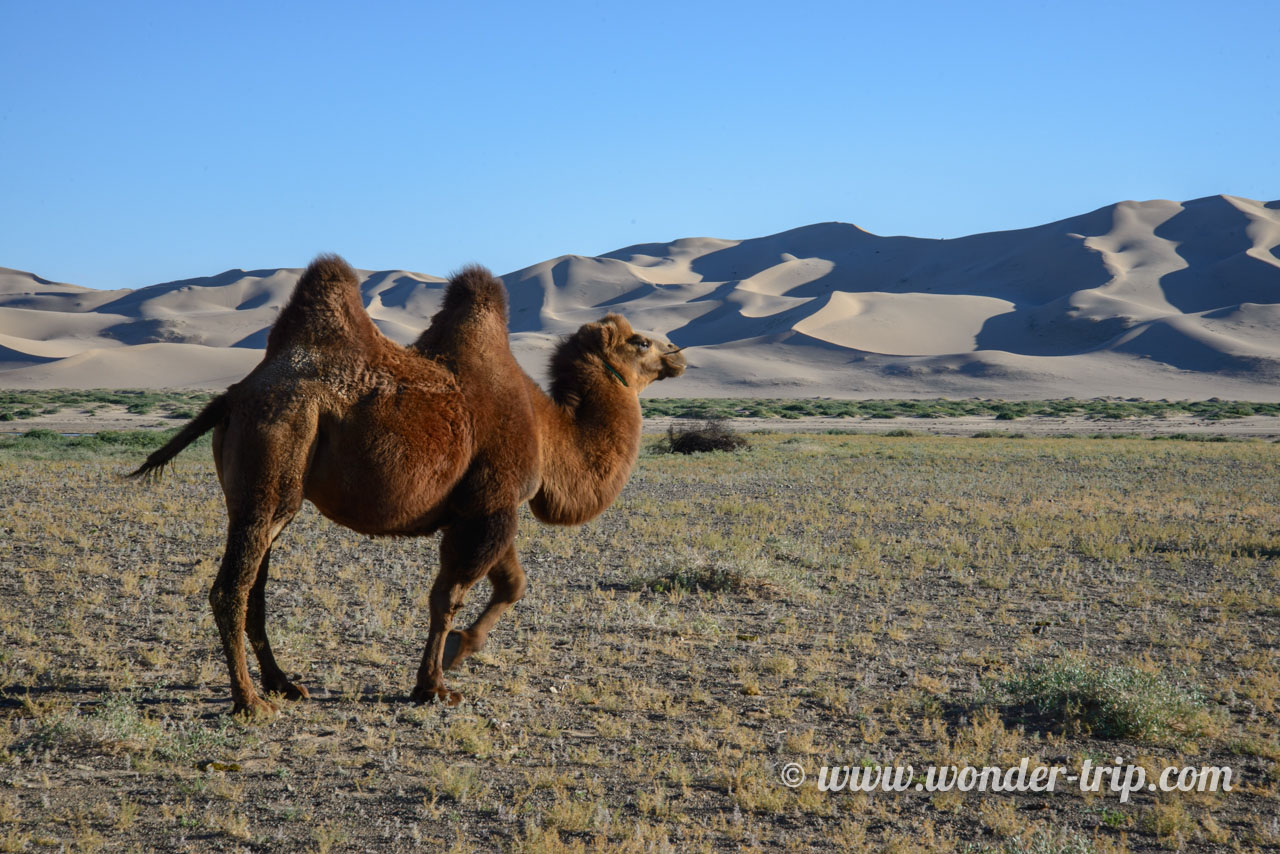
left=0, top=682, right=421, bottom=721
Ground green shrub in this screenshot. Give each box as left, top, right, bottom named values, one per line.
left=998, top=658, right=1213, bottom=742
left=644, top=564, right=746, bottom=594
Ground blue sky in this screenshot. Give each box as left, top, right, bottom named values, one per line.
left=2, top=0, right=1277, bottom=290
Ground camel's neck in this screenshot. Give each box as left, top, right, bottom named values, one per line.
left=527, top=363, right=643, bottom=527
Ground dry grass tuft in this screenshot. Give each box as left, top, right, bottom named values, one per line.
left=654, top=419, right=748, bottom=454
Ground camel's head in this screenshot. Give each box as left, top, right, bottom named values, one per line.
left=575, top=313, right=686, bottom=391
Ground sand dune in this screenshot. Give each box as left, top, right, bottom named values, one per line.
left=2, top=194, right=1278, bottom=398
left=0, top=343, right=262, bottom=390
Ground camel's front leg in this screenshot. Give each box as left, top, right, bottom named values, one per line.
left=411, top=511, right=516, bottom=705
left=442, top=543, right=526, bottom=671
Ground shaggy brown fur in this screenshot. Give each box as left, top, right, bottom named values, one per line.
left=132, top=255, right=685, bottom=718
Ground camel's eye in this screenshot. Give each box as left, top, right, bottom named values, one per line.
left=628, top=335, right=648, bottom=349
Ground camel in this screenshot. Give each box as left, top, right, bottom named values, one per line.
left=131, top=255, right=685, bottom=718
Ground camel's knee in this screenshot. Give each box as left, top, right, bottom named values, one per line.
left=428, top=583, right=466, bottom=619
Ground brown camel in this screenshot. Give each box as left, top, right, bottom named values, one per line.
left=131, top=255, right=685, bottom=718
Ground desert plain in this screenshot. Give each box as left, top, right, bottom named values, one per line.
left=0, top=416, right=1277, bottom=852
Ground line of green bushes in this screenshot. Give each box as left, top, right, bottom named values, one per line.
left=0, top=427, right=210, bottom=458
left=1, top=391, right=1276, bottom=424
left=0, top=389, right=215, bottom=421
left=639, top=397, right=1280, bottom=421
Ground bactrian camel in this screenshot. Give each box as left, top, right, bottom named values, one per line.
left=132, top=255, right=686, bottom=718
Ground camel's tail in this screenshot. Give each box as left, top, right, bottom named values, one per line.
left=267, top=254, right=380, bottom=354
left=128, top=393, right=229, bottom=481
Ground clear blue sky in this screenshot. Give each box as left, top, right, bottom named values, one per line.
left=3, top=0, right=1276, bottom=290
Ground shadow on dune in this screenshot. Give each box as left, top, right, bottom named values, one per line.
left=500, top=263, right=559, bottom=334
left=91, top=269, right=287, bottom=317
left=974, top=301, right=1131, bottom=357
left=0, top=344, right=58, bottom=366
left=1110, top=318, right=1280, bottom=377
left=688, top=222, right=874, bottom=284
left=671, top=210, right=1125, bottom=358
left=358, top=271, right=445, bottom=311
left=1153, top=195, right=1280, bottom=314
left=100, top=317, right=208, bottom=346
left=966, top=210, right=1120, bottom=357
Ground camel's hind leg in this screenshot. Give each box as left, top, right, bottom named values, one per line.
left=210, top=419, right=309, bottom=719
left=246, top=541, right=310, bottom=701
left=411, top=510, right=517, bottom=705
left=211, top=518, right=289, bottom=719
left=442, top=543, right=525, bottom=671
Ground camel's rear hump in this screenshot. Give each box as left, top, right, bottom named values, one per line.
left=267, top=255, right=381, bottom=354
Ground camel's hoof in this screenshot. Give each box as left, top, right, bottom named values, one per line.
left=265, top=681, right=310, bottom=702
left=442, top=630, right=478, bottom=671
left=410, top=685, right=464, bottom=707
left=230, top=697, right=279, bottom=722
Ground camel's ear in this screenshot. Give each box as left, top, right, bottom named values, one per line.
left=578, top=315, right=628, bottom=354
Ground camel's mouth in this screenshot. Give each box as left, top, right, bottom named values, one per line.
left=657, top=345, right=687, bottom=379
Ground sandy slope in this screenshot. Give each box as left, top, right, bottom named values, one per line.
left=2, top=194, right=1278, bottom=398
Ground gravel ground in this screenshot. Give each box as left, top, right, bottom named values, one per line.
left=0, top=433, right=1276, bottom=851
